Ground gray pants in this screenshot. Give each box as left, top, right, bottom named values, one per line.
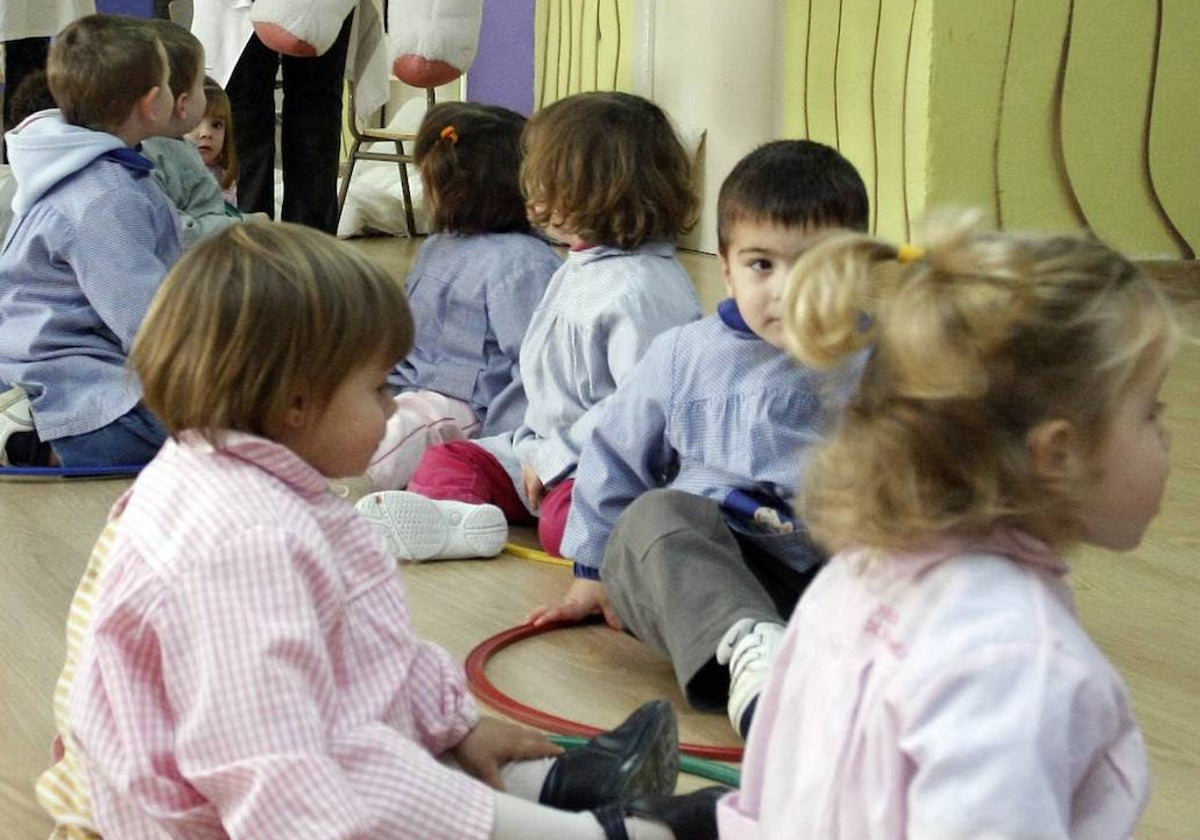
left=600, top=489, right=820, bottom=709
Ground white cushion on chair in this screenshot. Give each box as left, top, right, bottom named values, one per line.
left=335, top=96, right=432, bottom=238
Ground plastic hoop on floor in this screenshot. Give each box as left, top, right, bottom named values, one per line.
left=549, top=734, right=741, bottom=787
left=0, top=464, right=143, bottom=480
left=464, top=619, right=744, bottom=763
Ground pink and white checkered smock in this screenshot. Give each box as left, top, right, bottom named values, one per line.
left=67, top=432, right=495, bottom=839
left=718, top=529, right=1149, bottom=839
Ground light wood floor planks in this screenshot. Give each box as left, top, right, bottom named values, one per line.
left=1, top=236, right=1196, bottom=838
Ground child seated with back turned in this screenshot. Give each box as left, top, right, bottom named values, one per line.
left=0, top=13, right=180, bottom=468
left=141, top=18, right=254, bottom=247
left=718, top=210, right=1177, bottom=838
left=185, top=75, right=241, bottom=207
left=530, top=141, right=870, bottom=738
left=356, top=91, right=702, bottom=562
left=40, top=222, right=724, bottom=840
left=363, top=100, right=561, bottom=491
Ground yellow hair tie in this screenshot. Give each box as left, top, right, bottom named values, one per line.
left=897, top=243, right=925, bottom=263
left=440, top=125, right=459, bottom=145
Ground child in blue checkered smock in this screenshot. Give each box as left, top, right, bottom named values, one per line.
left=362, top=101, right=561, bottom=491
left=531, top=141, right=871, bottom=738
left=355, top=92, right=703, bottom=563
left=0, top=15, right=181, bottom=469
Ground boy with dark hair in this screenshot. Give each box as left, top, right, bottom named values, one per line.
left=530, top=140, right=871, bottom=738
left=0, top=13, right=181, bottom=468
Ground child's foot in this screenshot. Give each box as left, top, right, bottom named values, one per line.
left=0, top=385, right=39, bottom=466
left=593, top=785, right=729, bottom=840
left=716, top=618, right=786, bottom=738
left=354, top=490, right=507, bottom=561
left=539, top=699, right=679, bottom=812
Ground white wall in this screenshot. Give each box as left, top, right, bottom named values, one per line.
left=647, top=0, right=787, bottom=254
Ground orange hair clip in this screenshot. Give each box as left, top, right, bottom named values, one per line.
left=440, top=125, right=459, bottom=145
left=897, top=243, right=925, bottom=263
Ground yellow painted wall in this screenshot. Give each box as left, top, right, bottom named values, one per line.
left=530, top=0, right=1196, bottom=259
left=534, top=0, right=634, bottom=108
left=781, top=0, right=1196, bottom=258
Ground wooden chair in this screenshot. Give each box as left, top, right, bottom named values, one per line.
left=337, top=82, right=435, bottom=237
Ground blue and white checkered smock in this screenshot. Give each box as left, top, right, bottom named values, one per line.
left=392, top=231, right=561, bottom=436
left=0, top=111, right=182, bottom=440
left=562, top=299, right=865, bottom=576
left=475, top=241, right=702, bottom=504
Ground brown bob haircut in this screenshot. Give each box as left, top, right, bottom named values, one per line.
left=132, top=223, right=413, bottom=444
left=414, top=101, right=531, bottom=234
left=521, top=91, right=697, bottom=250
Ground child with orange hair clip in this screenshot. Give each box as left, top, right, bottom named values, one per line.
left=357, top=92, right=702, bottom=562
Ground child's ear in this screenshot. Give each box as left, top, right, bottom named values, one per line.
left=138, top=85, right=166, bottom=124
left=173, top=92, right=190, bottom=120
left=719, top=252, right=735, bottom=297
left=1027, top=418, right=1080, bottom=482
left=283, top=394, right=311, bottom=429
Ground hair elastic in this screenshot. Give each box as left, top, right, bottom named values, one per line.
left=897, top=243, right=925, bottom=263
left=439, top=125, right=459, bottom=145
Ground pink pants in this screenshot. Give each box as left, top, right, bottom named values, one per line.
left=365, top=391, right=482, bottom=490
left=408, top=440, right=575, bottom=557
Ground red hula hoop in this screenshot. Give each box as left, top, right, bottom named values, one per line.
left=464, top=620, right=744, bottom=763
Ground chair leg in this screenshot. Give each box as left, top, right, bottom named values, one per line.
left=395, top=141, right=417, bottom=237
left=336, top=139, right=361, bottom=230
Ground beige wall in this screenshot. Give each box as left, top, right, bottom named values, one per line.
left=534, top=0, right=1198, bottom=259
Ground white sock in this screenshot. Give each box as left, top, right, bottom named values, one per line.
left=491, top=792, right=605, bottom=840
left=490, top=791, right=675, bottom=840
left=498, top=756, right=556, bottom=800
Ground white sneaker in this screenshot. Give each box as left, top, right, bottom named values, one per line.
left=715, top=618, right=786, bottom=737
left=354, top=490, right=508, bottom=562
left=0, top=385, right=35, bottom=466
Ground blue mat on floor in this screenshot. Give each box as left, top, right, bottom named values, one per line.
left=0, top=464, right=143, bottom=480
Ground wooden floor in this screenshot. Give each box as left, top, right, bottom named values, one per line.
left=1, top=236, right=1197, bottom=839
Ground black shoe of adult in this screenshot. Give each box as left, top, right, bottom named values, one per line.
left=538, top=699, right=679, bottom=812
left=593, top=785, right=731, bottom=840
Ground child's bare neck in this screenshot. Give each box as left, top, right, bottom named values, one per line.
left=109, top=121, right=156, bottom=148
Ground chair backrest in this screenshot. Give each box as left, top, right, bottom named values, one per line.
left=168, top=0, right=193, bottom=28
left=347, top=81, right=437, bottom=141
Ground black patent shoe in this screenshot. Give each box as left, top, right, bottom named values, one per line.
left=538, top=699, right=679, bottom=812
left=594, top=785, right=730, bottom=840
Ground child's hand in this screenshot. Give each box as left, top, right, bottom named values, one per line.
left=451, top=717, right=563, bottom=790
left=522, top=463, right=544, bottom=511
left=526, top=578, right=622, bottom=630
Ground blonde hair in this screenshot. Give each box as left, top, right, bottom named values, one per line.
left=201, top=76, right=238, bottom=189
left=48, top=14, right=166, bottom=131
left=132, top=223, right=413, bottom=444
left=521, top=92, right=696, bottom=249
left=785, top=209, right=1180, bottom=554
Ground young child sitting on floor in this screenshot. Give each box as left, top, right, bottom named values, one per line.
left=185, top=76, right=241, bottom=207
left=718, top=209, right=1178, bottom=838
left=529, top=140, right=870, bottom=738
left=40, top=222, right=722, bottom=840
left=356, top=91, right=702, bottom=562
left=362, top=100, right=561, bottom=492
left=141, top=18, right=256, bottom=247
left=0, top=14, right=180, bottom=468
